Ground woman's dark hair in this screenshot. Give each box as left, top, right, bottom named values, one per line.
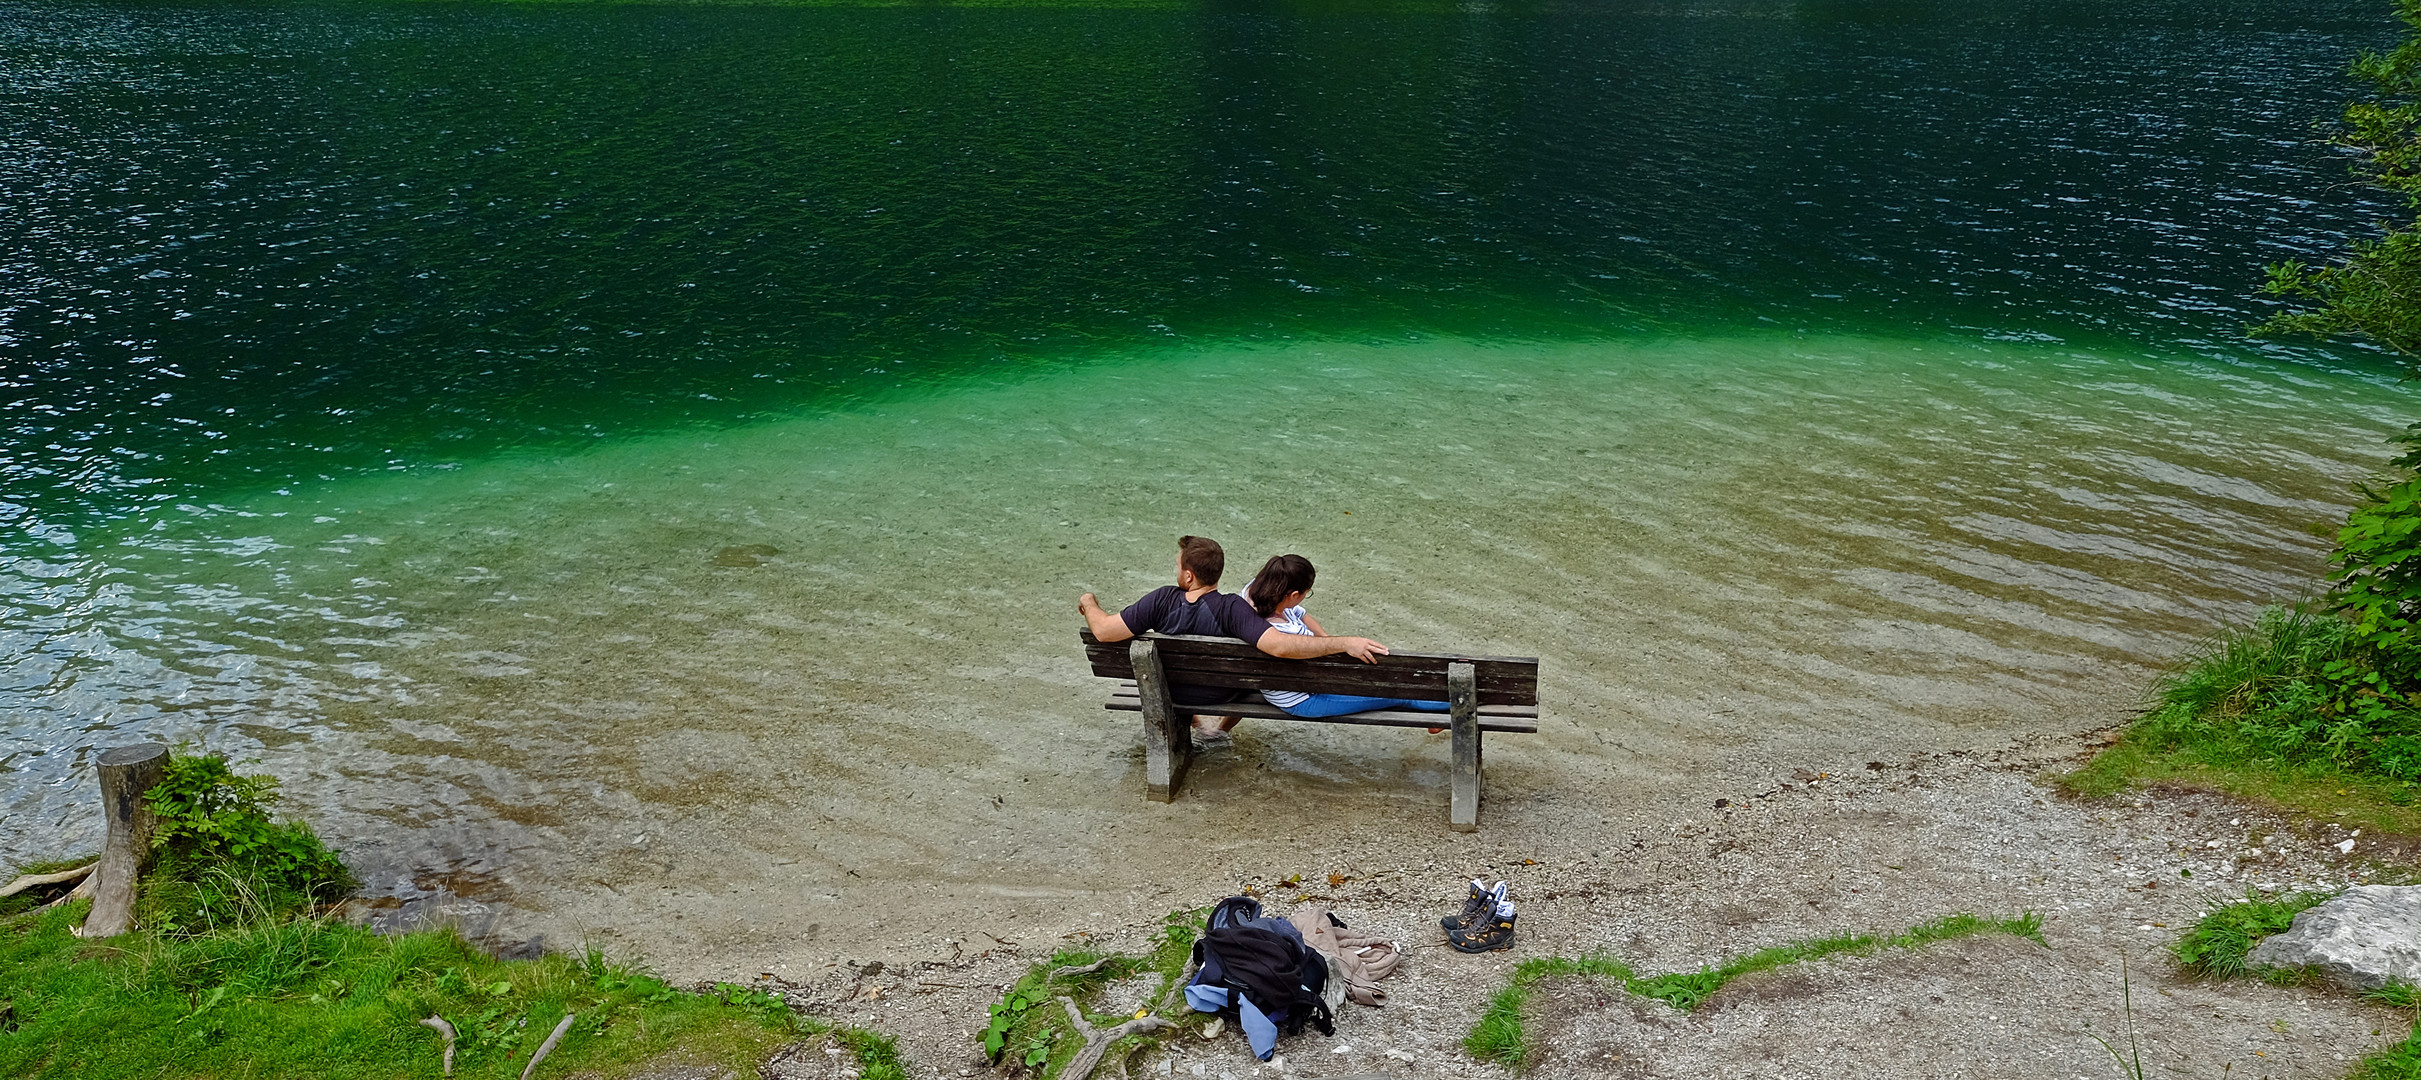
left=1245, top=554, right=1317, bottom=616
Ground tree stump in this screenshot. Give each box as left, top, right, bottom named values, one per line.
left=76, top=743, right=168, bottom=938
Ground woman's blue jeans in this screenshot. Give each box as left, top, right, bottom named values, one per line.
left=1278, top=695, right=1451, bottom=718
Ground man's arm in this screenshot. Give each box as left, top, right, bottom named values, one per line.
left=1077, top=593, right=1135, bottom=642
left=1254, top=626, right=1388, bottom=662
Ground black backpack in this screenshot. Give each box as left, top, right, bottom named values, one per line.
left=1190, top=896, right=1334, bottom=1039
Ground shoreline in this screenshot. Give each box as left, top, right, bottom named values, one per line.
left=549, top=725, right=2406, bottom=1078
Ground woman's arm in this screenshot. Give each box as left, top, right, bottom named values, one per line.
left=1302, top=613, right=1328, bottom=636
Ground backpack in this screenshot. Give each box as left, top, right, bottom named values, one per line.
left=1188, top=896, right=1334, bottom=1054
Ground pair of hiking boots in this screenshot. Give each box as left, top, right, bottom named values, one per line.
left=1440, top=879, right=1517, bottom=953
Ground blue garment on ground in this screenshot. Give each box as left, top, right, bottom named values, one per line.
left=1188, top=910, right=1312, bottom=1062
left=1181, top=984, right=1282, bottom=1060
left=1278, top=694, right=1450, bottom=718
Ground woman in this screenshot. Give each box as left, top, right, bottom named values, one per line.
left=1241, top=554, right=1452, bottom=719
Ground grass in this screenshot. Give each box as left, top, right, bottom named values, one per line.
left=2172, top=890, right=2421, bottom=1080
left=2172, top=888, right=2340, bottom=982
left=0, top=896, right=899, bottom=1079
left=1461, top=912, right=2045, bottom=1068
left=2061, top=606, right=2421, bottom=838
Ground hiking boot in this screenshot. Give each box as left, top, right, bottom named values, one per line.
left=1440, top=879, right=1489, bottom=932
left=1449, top=905, right=1517, bottom=953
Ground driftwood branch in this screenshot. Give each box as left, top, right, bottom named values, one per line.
left=520, top=1012, right=575, bottom=1080
left=419, top=1015, right=458, bottom=1077
left=1056, top=995, right=1169, bottom=1080
left=0, top=863, right=95, bottom=899
left=1048, top=957, right=1115, bottom=982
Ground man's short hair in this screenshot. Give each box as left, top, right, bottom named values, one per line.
left=1178, top=535, right=1225, bottom=587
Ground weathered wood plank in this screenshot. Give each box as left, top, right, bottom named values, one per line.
left=1448, top=662, right=1480, bottom=833
left=1081, top=632, right=1538, bottom=705
left=1103, top=696, right=1538, bottom=733
left=1131, top=640, right=1190, bottom=803
left=1106, top=687, right=1538, bottom=719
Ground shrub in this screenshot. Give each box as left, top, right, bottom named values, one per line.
left=141, top=753, right=356, bottom=934
left=2125, top=607, right=2421, bottom=790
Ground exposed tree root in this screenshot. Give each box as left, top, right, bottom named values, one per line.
left=0, top=863, right=95, bottom=900
left=1056, top=996, right=1169, bottom=1080
left=419, top=1015, right=458, bottom=1077
left=521, top=1011, right=575, bottom=1079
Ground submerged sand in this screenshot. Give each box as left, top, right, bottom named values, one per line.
left=3, top=335, right=2410, bottom=1069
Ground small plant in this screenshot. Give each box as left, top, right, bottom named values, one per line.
left=982, top=983, right=1049, bottom=1062
left=2173, top=889, right=2336, bottom=980
left=142, top=753, right=354, bottom=933
left=2085, top=956, right=2148, bottom=1080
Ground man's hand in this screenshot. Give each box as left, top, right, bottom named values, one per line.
left=1078, top=593, right=1134, bottom=642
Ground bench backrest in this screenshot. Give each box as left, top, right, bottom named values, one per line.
left=1080, top=631, right=1539, bottom=706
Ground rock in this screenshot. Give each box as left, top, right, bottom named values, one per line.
left=2246, top=885, right=2421, bottom=990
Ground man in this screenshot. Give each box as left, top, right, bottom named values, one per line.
left=1077, top=535, right=1389, bottom=737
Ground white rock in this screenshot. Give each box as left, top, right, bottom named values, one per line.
left=2338, top=839, right=2358, bottom=854
left=2247, top=884, right=2421, bottom=990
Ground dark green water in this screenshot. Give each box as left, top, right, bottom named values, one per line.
left=2, top=0, right=2400, bottom=515
left=3, top=0, right=2416, bottom=927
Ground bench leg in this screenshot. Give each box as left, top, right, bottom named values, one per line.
left=1132, top=639, right=1191, bottom=802
left=1448, top=661, right=1480, bottom=831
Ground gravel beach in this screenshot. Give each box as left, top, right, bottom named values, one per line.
left=675, top=731, right=2410, bottom=1080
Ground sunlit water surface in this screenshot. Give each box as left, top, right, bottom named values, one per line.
left=1, top=0, right=2413, bottom=936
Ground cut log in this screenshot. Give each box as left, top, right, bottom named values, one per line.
left=1056, top=996, right=1169, bottom=1080
left=75, top=743, right=168, bottom=938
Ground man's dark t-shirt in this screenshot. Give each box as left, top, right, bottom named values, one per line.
left=1117, top=586, right=1274, bottom=706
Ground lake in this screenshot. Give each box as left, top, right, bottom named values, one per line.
left=1, top=0, right=2410, bottom=954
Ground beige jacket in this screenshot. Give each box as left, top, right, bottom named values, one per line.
left=1289, top=904, right=1403, bottom=1007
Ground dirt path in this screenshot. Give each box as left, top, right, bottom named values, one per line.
left=736, top=734, right=2404, bottom=1080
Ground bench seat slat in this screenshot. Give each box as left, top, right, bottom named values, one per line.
left=1103, top=697, right=1539, bottom=733
left=1083, top=633, right=1538, bottom=706
left=1106, top=684, right=1538, bottom=718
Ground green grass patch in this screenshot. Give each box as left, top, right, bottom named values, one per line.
left=2061, top=606, right=2421, bottom=839
left=977, top=908, right=1203, bottom=1078
left=2173, top=891, right=2421, bottom=1079
left=2173, top=888, right=2339, bottom=982
left=0, top=751, right=905, bottom=1079
left=1462, top=913, right=2045, bottom=1069
left=0, top=898, right=890, bottom=1079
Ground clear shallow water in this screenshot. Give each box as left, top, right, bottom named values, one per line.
left=1, top=0, right=2414, bottom=912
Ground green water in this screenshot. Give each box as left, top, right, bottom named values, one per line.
left=2, top=0, right=2414, bottom=935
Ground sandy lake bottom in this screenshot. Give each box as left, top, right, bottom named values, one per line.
left=0, top=330, right=2405, bottom=981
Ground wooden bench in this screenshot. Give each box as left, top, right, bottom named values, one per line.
left=1080, top=631, right=1540, bottom=831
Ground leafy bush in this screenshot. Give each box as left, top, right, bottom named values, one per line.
left=141, top=753, right=356, bottom=934
left=2123, top=606, right=2421, bottom=791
